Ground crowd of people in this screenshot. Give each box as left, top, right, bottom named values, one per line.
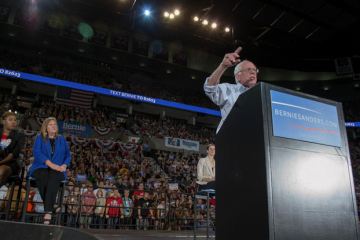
left=132, top=115, right=216, bottom=145
left=0, top=92, right=217, bottom=144
left=0, top=51, right=218, bottom=110
left=0, top=128, right=214, bottom=229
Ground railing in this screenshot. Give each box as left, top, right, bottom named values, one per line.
left=0, top=184, right=215, bottom=231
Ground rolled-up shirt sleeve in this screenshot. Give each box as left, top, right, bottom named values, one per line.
left=204, top=77, right=228, bottom=108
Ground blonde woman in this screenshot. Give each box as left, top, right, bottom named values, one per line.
left=29, top=117, right=71, bottom=224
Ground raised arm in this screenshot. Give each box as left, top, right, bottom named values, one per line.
left=207, top=47, right=242, bottom=86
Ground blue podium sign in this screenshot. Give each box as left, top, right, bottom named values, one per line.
left=270, top=90, right=342, bottom=147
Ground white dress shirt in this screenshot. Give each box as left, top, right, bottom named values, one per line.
left=204, top=77, right=249, bottom=133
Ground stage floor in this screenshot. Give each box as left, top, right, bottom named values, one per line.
left=78, top=229, right=216, bottom=240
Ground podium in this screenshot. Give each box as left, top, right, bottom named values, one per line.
left=216, top=82, right=360, bottom=240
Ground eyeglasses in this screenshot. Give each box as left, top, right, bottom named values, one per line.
left=238, top=67, right=259, bottom=74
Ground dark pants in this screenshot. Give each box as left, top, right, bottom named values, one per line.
left=67, top=213, right=77, bottom=228
left=93, top=215, right=105, bottom=229
left=199, top=181, right=216, bottom=191
left=121, top=216, right=132, bottom=228
left=107, top=217, right=119, bottom=229
left=32, top=168, right=65, bottom=212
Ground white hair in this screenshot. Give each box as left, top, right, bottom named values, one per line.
left=234, top=60, right=250, bottom=84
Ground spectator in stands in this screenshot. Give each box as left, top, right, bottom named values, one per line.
left=0, top=112, right=25, bottom=187
left=197, top=144, right=216, bottom=190
left=116, top=177, right=126, bottom=196
left=155, top=199, right=168, bottom=230
left=30, top=117, right=71, bottom=224
left=33, top=187, right=45, bottom=223
left=80, top=184, right=96, bottom=229
left=94, top=181, right=107, bottom=197
left=0, top=183, right=7, bottom=206
left=94, top=188, right=106, bottom=229
left=122, top=175, right=130, bottom=188
left=120, top=163, right=130, bottom=176
left=106, top=188, right=124, bottom=229
left=134, top=182, right=145, bottom=204
left=0, top=183, right=26, bottom=220
left=65, top=184, right=80, bottom=228
left=122, top=189, right=134, bottom=229
left=137, top=191, right=155, bottom=230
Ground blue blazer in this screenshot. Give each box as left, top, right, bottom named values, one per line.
left=30, top=135, right=71, bottom=179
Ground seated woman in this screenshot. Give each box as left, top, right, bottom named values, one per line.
left=0, top=112, right=25, bottom=187
left=197, top=144, right=215, bottom=190
left=29, top=117, right=71, bottom=224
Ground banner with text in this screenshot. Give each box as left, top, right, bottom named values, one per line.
left=271, top=90, right=342, bottom=147
left=165, top=137, right=199, bottom=151
left=57, top=121, right=92, bottom=137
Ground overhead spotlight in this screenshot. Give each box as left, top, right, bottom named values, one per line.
left=170, top=13, right=174, bottom=19
left=194, top=16, right=199, bottom=22
left=144, top=10, right=150, bottom=16
left=212, top=23, right=217, bottom=28
left=203, top=20, right=208, bottom=25
left=225, top=27, right=230, bottom=32
left=164, top=12, right=169, bottom=17
left=174, top=10, right=180, bottom=15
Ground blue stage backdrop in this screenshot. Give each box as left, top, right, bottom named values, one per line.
left=271, top=90, right=342, bottom=147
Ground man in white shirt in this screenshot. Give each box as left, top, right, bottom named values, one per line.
left=204, top=47, right=259, bottom=133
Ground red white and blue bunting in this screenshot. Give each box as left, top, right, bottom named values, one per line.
left=18, top=129, right=39, bottom=139
left=63, top=136, right=142, bottom=151
left=94, top=139, right=117, bottom=150
left=93, top=126, right=111, bottom=136
left=35, top=117, right=45, bottom=126
left=68, top=136, right=92, bottom=147
left=119, top=143, right=142, bottom=152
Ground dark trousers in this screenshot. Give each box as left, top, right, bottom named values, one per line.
left=67, top=213, right=77, bottom=228
left=121, top=216, right=132, bottom=228
left=199, top=181, right=216, bottom=190
left=107, top=217, right=119, bottom=229
left=93, top=215, right=105, bottom=229
left=31, top=168, right=65, bottom=212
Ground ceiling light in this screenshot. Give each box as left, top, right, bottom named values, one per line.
left=170, top=13, right=174, bottom=19
left=174, top=10, right=180, bottom=15
left=194, top=16, right=199, bottom=22
left=144, top=10, right=150, bottom=16
left=225, top=27, right=230, bottom=32
left=203, top=20, right=208, bottom=25
left=211, top=23, right=217, bottom=28
left=164, top=12, right=169, bottom=17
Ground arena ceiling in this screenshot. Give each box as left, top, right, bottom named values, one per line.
left=56, top=0, right=360, bottom=70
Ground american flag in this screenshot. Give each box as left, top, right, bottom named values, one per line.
left=56, top=86, right=94, bottom=108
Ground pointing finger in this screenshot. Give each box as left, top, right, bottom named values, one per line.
left=234, top=47, right=242, bottom=55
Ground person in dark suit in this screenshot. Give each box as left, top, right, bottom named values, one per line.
left=29, top=117, right=71, bottom=224
left=0, top=112, right=25, bottom=187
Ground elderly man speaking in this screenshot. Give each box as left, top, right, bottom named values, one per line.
left=204, top=47, right=259, bottom=133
